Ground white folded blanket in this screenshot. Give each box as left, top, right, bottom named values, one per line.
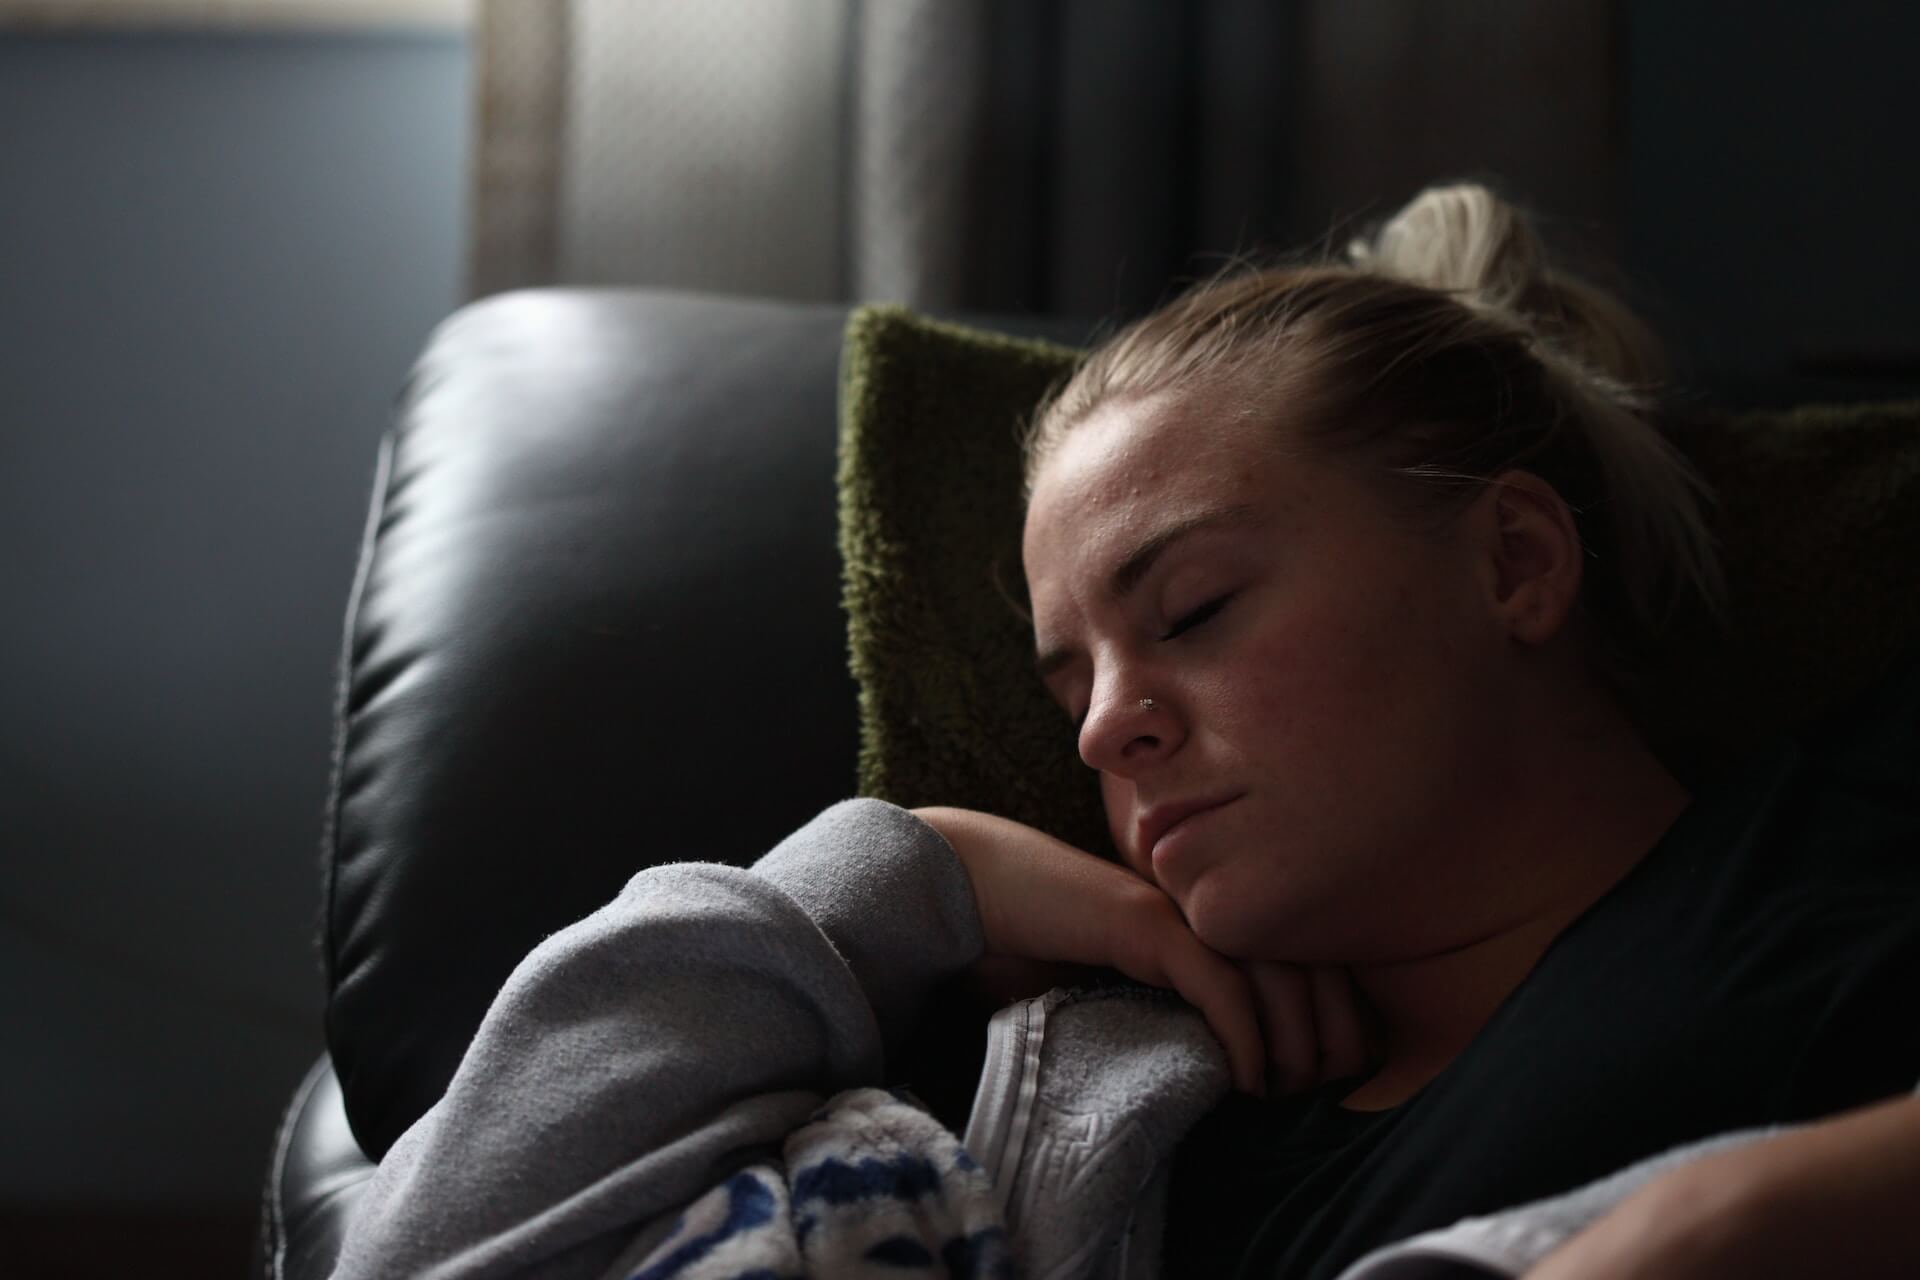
left=623, top=1085, right=1014, bottom=1280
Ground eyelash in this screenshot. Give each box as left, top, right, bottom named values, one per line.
left=1069, top=594, right=1234, bottom=730
left=1159, top=593, right=1232, bottom=641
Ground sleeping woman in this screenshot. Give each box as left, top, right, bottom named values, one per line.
left=329, top=184, right=1920, bottom=1279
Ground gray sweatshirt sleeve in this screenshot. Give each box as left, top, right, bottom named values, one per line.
left=327, top=798, right=986, bottom=1280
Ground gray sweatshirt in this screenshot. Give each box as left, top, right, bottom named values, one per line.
left=328, top=799, right=1902, bottom=1280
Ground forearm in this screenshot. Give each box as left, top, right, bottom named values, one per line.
left=1727, top=1090, right=1920, bottom=1276
left=331, top=799, right=986, bottom=1280
left=1530, top=1088, right=1920, bottom=1280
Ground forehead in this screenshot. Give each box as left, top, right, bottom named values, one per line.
left=1022, top=388, right=1289, bottom=583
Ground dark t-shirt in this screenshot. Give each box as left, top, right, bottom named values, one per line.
left=1163, top=650, right=1920, bottom=1280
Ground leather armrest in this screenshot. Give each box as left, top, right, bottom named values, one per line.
left=257, top=1056, right=375, bottom=1280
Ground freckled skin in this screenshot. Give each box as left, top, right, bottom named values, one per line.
left=1022, top=386, right=1530, bottom=965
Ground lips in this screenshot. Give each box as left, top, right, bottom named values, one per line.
left=1136, top=793, right=1241, bottom=865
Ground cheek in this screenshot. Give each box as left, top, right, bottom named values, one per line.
left=1226, top=571, right=1483, bottom=773
left=1209, top=593, right=1422, bottom=770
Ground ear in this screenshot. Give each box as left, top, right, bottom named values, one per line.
left=1475, top=469, right=1584, bottom=646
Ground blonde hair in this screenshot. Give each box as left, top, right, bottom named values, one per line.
left=1022, top=182, right=1729, bottom=699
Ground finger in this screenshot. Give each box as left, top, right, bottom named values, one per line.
left=1099, top=885, right=1268, bottom=1098
left=1244, top=960, right=1319, bottom=1096
left=1349, top=967, right=1390, bottom=1067
left=1308, top=966, right=1376, bottom=1082
left=1155, top=942, right=1268, bottom=1098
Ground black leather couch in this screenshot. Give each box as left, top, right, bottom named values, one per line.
left=256, top=289, right=1087, bottom=1280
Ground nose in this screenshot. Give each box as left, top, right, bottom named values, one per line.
left=1078, top=679, right=1182, bottom=776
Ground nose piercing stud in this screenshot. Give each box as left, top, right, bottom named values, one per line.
left=1138, top=698, right=1156, bottom=710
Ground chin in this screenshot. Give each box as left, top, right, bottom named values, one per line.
left=1175, top=887, right=1260, bottom=957
left=1183, top=876, right=1325, bottom=963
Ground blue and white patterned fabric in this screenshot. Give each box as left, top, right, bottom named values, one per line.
left=627, top=1086, right=1015, bottom=1280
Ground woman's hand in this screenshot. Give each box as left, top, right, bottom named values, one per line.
left=1241, top=958, right=1382, bottom=1097
left=1526, top=1092, right=1920, bottom=1280
left=912, top=805, right=1381, bottom=1099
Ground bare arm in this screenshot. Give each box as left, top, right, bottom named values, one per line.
left=1529, top=1089, right=1920, bottom=1280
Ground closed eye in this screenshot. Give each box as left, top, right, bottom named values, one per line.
left=1160, top=593, right=1232, bottom=641
left=1063, top=593, right=1236, bottom=733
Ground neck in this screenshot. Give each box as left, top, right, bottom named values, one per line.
left=1338, top=689, right=1692, bottom=1111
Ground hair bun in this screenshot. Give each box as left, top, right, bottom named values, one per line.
left=1347, top=182, right=1540, bottom=308
left=1348, top=182, right=1666, bottom=391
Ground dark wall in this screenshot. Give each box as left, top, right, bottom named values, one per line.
left=0, top=27, right=469, bottom=1209
left=1253, top=0, right=1919, bottom=408
left=1624, top=0, right=1920, bottom=406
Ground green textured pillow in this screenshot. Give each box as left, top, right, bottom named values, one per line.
left=836, top=304, right=1920, bottom=846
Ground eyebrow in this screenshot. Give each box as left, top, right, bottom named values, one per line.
left=1033, top=502, right=1259, bottom=681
